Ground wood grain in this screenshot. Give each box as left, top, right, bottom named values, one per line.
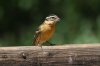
left=0, top=44, right=99, bottom=66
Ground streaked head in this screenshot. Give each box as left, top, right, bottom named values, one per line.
left=45, top=14, right=60, bottom=24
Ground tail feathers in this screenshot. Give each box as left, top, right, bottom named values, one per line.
left=33, top=29, right=41, bottom=46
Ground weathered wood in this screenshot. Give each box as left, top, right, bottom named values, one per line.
left=0, top=44, right=100, bottom=66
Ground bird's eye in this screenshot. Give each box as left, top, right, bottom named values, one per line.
left=51, top=17, right=55, bottom=19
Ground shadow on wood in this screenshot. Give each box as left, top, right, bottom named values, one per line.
left=0, top=44, right=100, bottom=66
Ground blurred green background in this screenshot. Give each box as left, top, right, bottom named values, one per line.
left=0, top=0, right=100, bottom=46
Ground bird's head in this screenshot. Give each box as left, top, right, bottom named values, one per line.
left=45, top=14, right=60, bottom=25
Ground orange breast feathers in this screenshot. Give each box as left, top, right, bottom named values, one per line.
left=34, top=23, right=55, bottom=45
left=40, top=23, right=55, bottom=41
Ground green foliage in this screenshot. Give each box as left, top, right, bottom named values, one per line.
left=18, top=0, right=38, bottom=11
left=0, top=0, right=100, bottom=46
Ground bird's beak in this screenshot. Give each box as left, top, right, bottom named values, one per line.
left=57, top=18, right=60, bottom=22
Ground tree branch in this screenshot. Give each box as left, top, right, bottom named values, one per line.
left=0, top=44, right=100, bottom=66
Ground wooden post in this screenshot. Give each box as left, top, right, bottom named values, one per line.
left=0, top=44, right=100, bottom=66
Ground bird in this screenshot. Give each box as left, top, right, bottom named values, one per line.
left=33, top=14, right=60, bottom=48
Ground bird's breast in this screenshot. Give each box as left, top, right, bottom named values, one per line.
left=40, top=24, right=55, bottom=42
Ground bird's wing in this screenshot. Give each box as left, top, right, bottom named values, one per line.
left=33, top=27, right=41, bottom=45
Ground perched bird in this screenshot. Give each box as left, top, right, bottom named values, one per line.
left=33, top=14, right=60, bottom=47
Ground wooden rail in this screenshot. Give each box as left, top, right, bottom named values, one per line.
left=0, top=44, right=99, bottom=66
